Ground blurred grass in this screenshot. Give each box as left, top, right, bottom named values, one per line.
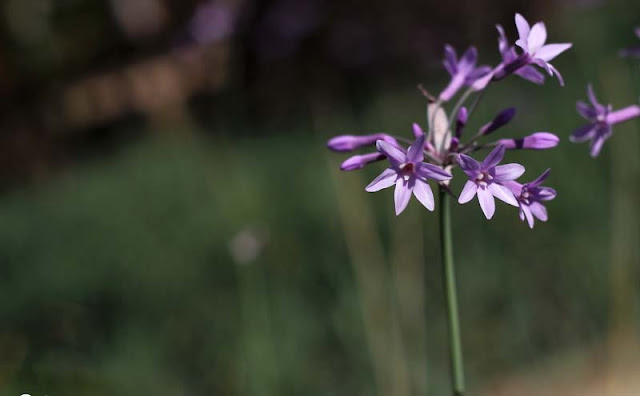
left=1, top=2, right=640, bottom=395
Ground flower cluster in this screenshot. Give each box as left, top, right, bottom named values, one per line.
left=571, top=28, right=640, bottom=157
left=327, top=14, right=566, bottom=228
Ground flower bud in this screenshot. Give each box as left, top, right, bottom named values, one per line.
left=412, top=123, right=424, bottom=138
left=340, top=152, right=386, bottom=171
left=327, top=134, right=398, bottom=152
left=498, top=132, right=559, bottom=150
left=479, top=107, right=516, bottom=136
left=455, top=107, right=468, bottom=138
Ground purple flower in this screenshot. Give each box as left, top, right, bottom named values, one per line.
left=570, top=85, right=640, bottom=157
left=513, top=13, right=572, bottom=86
left=366, top=134, right=452, bottom=215
left=497, top=132, right=560, bottom=150
left=457, top=145, right=524, bottom=219
left=439, top=46, right=492, bottom=101
left=620, top=27, right=640, bottom=58
left=504, top=169, right=557, bottom=228
left=496, top=25, right=545, bottom=84
left=328, top=133, right=399, bottom=152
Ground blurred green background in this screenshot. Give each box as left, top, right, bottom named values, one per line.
left=0, top=0, right=639, bottom=395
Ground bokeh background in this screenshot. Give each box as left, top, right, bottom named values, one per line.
left=0, top=0, right=639, bottom=395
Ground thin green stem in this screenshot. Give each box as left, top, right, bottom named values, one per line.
left=439, top=187, right=465, bottom=396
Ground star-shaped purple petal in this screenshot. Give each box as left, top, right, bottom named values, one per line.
left=366, top=134, right=453, bottom=215
left=504, top=169, right=557, bottom=228
left=439, top=46, right=492, bottom=101
left=570, top=85, right=640, bottom=157
left=513, top=13, right=572, bottom=86
left=456, top=145, right=523, bottom=219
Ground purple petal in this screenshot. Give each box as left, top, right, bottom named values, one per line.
left=466, top=66, right=492, bottom=84
left=576, top=101, right=596, bottom=120
left=502, top=180, right=523, bottom=196
left=407, top=134, right=425, bottom=164
left=545, top=62, right=564, bottom=86
left=412, top=122, right=424, bottom=138
left=458, top=46, right=478, bottom=73
left=606, top=105, right=640, bottom=125
left=499, top=132, right=559, bottom=150
left=515, top=13, right=531, bottom=48
left=496, top=24, right=509, bottom=55
left=528, top=168, right=551, bottom=188
left=589, top=135, right=606, bottom=157
left=533, top=58, right=553, bottom=75
left=341, top=152, right=386, bottom=171
left=413, top=178, right=435, bottom=211
left=443, top=45, right=458, bottom=76
left=494, top=163, right=525, bottom=181
left=515, top=65, right=545, bottom=84
left=440, top=74, right=466, bottom=102
left=417, top=163, right=452, bottom=181
left=502, top=46, right=519, bottom=63
left=529, top=201, right=548, bottom=222
left=365, top=168, right=398, bottom=192
left=536, top=186, right=557, bottom=201
left=570, top=124, right=596, bottom=143
left=394, top=178, right=412, bottom=215
left=528, top=22, right=547, bottom=53
left=521, top=205, right=535, bottom=228
left=471, top=69, right=495, bottom=91
left=586, top=84, right=604, bottom=111
left=489, top=183, right=518, bottom=206
left=477, top=187, right=496, bottom=219
left=535, top=43, right=572, bottom=62
left=458, top=180, right=478, bottom=204
left=481, top=144, right=506, bottom=170
left=457, top=154, right=481, bottom=178
left=376, top=140, right=405, bottom=167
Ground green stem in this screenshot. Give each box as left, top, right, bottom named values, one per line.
left=439, top=187, right=465, bottom=396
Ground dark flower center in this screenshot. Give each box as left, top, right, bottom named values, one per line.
left=474, top=171, right=493, bottom=188
left=519, top=186, right=531, bottom=205
left=400, top=163, right=414, bottom=174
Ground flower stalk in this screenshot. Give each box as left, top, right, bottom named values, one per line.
left=325, top=13, right=569, bottom=395
left=439, top=186, right=465, bottom=396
